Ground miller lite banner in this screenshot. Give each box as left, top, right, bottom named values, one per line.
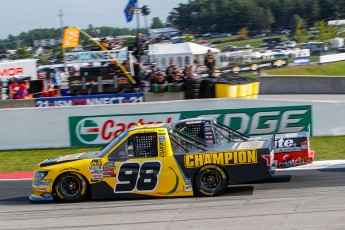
left=62, top=28, right=80, bottom=48
left=0, top=59, right=38, bottom=81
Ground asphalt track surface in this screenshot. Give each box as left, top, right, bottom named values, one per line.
left=1, top=162, right=345, bottom=230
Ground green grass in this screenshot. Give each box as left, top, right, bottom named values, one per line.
left=0, top=147, right=100, bottom=172
left=0, top=136, right=344, bottom=172
left=262, top=60, right=345, bottom=76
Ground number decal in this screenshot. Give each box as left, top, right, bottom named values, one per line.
left=114, top=161, right=162, bottom=193
left=136, top=162, right=161, bottom=191
left=115, top=162, right=140, bottom=192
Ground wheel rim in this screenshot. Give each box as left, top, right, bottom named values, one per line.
left=200, top=169, right=221, bottom=192
left=60, top=175, right=81, bottom=197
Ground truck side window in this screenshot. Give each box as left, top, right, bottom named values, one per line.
left=129, top=133, right=158, bottom=158
left=108, top=140, right=127, bottom=161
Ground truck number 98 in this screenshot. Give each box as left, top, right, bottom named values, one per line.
left=114, top=161, right=161, bottom=193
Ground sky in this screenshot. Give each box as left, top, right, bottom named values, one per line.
left=0, top=0, right=188, bottom=39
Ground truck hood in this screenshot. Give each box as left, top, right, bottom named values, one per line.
left=40, top=151, right=100, bottom=167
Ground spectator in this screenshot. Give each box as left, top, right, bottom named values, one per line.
left=18, top=79, right=28, bottom=99
left=133, top=33, right=149, bottom=62
left=204, top=49, right=216, bottom=77
left=147, top=65, right=157, bottom=86
left=52, top=70, right=62, bottom=96
left=165, top=60, right=180, bottom=83
left=191, top=60, right=201, bottom=78
left=9, top=78, right=20, bottom=99
left=140, top=70, right=150, bottom=92
left=153, top=68, right=165, bottom=84
left=0, top=78, right=3, bottom=100
left=42, top=73, right=55, bottom=97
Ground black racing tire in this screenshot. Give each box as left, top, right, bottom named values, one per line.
left=168, top=82, right=184, bottom=92
left=54, top=172, right=88, bottom=202
left=151, top=83, right=167, bottom=93
left=194, top=165, right=228, bottom=196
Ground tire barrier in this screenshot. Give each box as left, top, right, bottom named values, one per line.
left=151, top=83, right=167, bottom=93
left=215, top=76, right=260, bottom=99
left=199, top=77, right=218, bottom=98
left=184, top=78, right=202, bottom=99
left=151, top=75, right=259, bottom=99
left=167, top=82, right=184, bottom=92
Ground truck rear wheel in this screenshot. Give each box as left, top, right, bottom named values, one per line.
left=194, top=165, right=228, bottom=196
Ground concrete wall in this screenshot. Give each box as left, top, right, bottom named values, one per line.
left=0, top=99, right=35, bottom=109
left=258, top=76, right=345, bottom=94
left=0, top=98, right=344, bottom=150
left=143, top=92, right=184, bottom=102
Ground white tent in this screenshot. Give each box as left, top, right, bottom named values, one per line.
left=148, top=42, right=220, bottom=69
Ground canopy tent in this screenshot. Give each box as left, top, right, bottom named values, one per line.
left=147, top=42, right=220, bottom=69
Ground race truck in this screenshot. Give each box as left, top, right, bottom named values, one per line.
left=173, top=117, right=314, bottom=169
left=30, top=122, right=276, bottom=202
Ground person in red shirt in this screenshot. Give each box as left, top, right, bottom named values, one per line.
left=18, top=79, right=28, bottom=99
left=9, top=78, right=20, bottom=99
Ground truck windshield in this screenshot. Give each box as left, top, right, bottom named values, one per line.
left=99, top=131, right=128, bottom=157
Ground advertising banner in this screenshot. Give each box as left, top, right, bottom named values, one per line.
left=36, top=92, right=143, bottom=107
left=62, top=28, right=80, bottom=48
left=64, top=50, right=128, bottom=63
left=69, top=105, right=312, bottom=146
left=220, top=59, right=288, bottom=73
left=0, top=59, right=38, bottom=81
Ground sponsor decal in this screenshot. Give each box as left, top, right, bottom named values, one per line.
left=237, top=141, right=265, bottom=150
left=60, top=167, right=80, bottom=173
left=35, top=93, right=143, bottom=107
left=41, top=192, right=52, bottom=198
left=34, top=181, right=51, bottom=186
left=278, top=156, right=312, bottom=168
left=0, top=67, right=24, bottom=77
left=274, top=138, right=308, bottom=153
left=90, top=159, right=102, bottom=166
left=89, top=160, right=103, bottom=181
left=184, top=184, right=193, bottom=192
left=65, top=50, right=128, bottom=63
left=184, top=150, right=258, bottom=168
left=103, top=162, right=116, bottom=178
left=70, top=114, right=179, bottom=146
left=159, top=141, right=166, bottom=158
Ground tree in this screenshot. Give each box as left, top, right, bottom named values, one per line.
left=237, top=27, right=249, bottom=38
left=12, top=47, right=32, bottom=60
left=151, top=17, right=164, bottom=29
left=264, top=8, right=276, bottom=31
left=315, top=21, right=338, bottom=42
left=293, top=14, right=307, bottom=42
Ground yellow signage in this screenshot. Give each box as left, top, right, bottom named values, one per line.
left=184, top=150, right=258, bottom=168
left=62, top=28, right=80, bottom=48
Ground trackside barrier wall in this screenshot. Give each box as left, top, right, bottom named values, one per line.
left=258, top=76, right=345, bottom=94
left=0, top=98, right=344, bottom=150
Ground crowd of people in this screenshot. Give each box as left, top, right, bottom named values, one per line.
left=0, top=69, right=63, bottom=100
left=0, top=32, right=217, bottom=100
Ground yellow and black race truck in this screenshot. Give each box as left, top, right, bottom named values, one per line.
left=30, top=122, right=276, bottom=202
